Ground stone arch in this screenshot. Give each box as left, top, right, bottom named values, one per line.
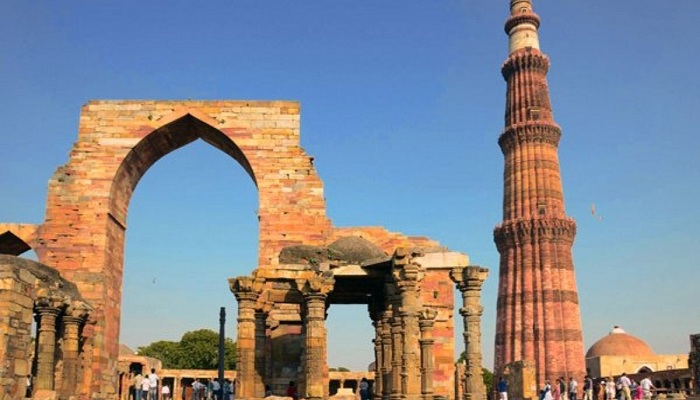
left=637, top=366, right=653, bottom=373
left=34, top=100, right=333, bottom=398
left=108, top=112, right=258, bottom=227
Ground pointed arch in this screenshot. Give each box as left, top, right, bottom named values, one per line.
left=109, top=113, right=257, bottom=228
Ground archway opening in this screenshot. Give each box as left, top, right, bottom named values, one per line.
left=119, top=137, right=258, bottom=356
left=326, top=304, right=375, bottom=372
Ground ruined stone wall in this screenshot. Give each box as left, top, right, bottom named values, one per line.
left=32, top=100, right=333, bottom=398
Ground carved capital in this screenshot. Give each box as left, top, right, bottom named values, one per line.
left=296, top=273, right=335, bottom=298
left=450, top=266, right=489, bottom=292
left=229, top=276, right=263, bottom=302
left=419, top=308, right=438, bottom=330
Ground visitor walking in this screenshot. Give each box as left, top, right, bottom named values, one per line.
left=141, top=374, right=151, bottom=400
left=359, top=377, right=370, bottom=400
left=149, top=369, right=159, bottom=400
left=497, top=377, right=508, bottom=400
left=559, top=377, right=568, bottom=400
left=286, top=381, right=298, bottom=400
left=553, top=378, right=562, bottom=400
left=583, top=375, right=594, bottom=400
left=605, top=377, right=616, bottom=400
left=568, top=377, right=578, bottom=400
left=619, top=373, right=632, bottom=400
left=162, top=385, right=171, bottom=400
left=640, top=377, right=655, bottom=400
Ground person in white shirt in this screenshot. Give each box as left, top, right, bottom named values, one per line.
left=639, top=377, right=655, bottom=400
left=149, top=369, right=159, bottom=400
left=619, top=373, right=632, bottom=400
left=141, top=374, right=151, bottom=400
left=162, top=385, right=171, bottom=400
left=568, top=378, right=578, bottom=400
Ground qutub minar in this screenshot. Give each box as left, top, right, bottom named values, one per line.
left=494, top=0, right=586, bottom=383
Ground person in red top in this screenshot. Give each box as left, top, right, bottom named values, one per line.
left=286, top=381, right=297, bottom=400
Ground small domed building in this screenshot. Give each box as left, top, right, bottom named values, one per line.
left=585, top=326, right=688, bottom=378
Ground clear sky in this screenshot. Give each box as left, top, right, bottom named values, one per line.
left=1, top=1, right=699, bottom=372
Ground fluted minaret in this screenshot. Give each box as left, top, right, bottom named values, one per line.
left=493, top=0, right=586, bottom=384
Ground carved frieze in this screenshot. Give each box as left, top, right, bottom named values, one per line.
left=493, top=217, right=577, bottom=251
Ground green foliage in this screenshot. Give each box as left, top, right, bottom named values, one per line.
left=482, top=368, right=494, bottom=395
left=137, top=329, right=236, bottom=370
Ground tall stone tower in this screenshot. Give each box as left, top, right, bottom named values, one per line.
left=493, top=0, right=586, bottom=383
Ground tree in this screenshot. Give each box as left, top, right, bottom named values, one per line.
left=137, top=329, right=236, bottom=370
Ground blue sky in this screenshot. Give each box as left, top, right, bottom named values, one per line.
left=1, top=1, right=698, bottom=372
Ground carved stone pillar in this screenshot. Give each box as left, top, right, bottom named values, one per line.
left=296, top=274, right=334, bottom=400
left=380, top=302, right=393, bottom=400
left=229, top=276, right=263, bottom=400
left=369, top=298, right=384, bottom=398
left=419, top=309, right=437, bottom=400
left=390, top=303, right=403, bottom=400
left=35, top=297, right=64, bottom=391
left=255, top=304, right=271, bottom=396
left=60, top=302, right=89, bottom=399
left=450, top=266, right=489, bottom=400
left=264, top=309, right=279, bottom=389
left=393, top=248, right=424, bottom=400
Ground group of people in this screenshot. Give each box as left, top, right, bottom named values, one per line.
left=497, top=373, right=656, bottom=400
left=188, top=378, right=235, bottom=400
left=130, top=369, right=162, bottom=400
left=600, top=373, right=656, bottom=400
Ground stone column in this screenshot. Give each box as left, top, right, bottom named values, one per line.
left=372, top=316, right=384, bottom=400
left=60, top=302, right=89, bottom=399
left=368, top=302, right=384, bottom=398
left=229, top=276, right=263, bottom=400
left=450, top=266, right=489, bottom=400
left=296, top=274, right=334, bottom=400
left=390, top=301, right=403, bottom=400
left=380, top=301, right=393, bottom=400
left=419, top=309, right=437, bottom=400
left=264, top=309, right=279, bottom=390
left=35, top=297, right=64, bottom=391
left=255, top=304, right=271, bottom=397
left=393, top=248, right=424, bottom=400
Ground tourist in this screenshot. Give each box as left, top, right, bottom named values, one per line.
left=149, top=369, right=159, bottom=400
left=559, top=377, right=568, bottom=400
left=212, top=378, right=221, bottom=400
left=192, top=378, right=203, bottom=400
left=630, top=380, right=640, bottom=400
left=286, top=381, right=298, bottom=400
left=568, top=377, right=578, bottom=400
left=639, top=376, right=655, bottom=400
left=359, top=377, right=370, bottom=400
left=141, top=374, right=151, bottom=400
left=619, top=373, right=632, bottom=400
left=162, top=385, right=171, bottom=400
left=264, top=385, right=273, bottom=397
left=223, top=380, right=233, bottom=400
left=552, top=379, right=562, bottom=400
left=134, top=372, right=144, bottom=400
left=540, top=381, right=553, bottom=400
left=583, top=375, right=593, bottom=400
left=605, top=377, right=616, bottom=400
left=497, top=376, right=508, bottom=400
left=26, top=374, right=33, bottom=398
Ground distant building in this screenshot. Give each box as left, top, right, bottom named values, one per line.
left=585, top=326, right=688, bottom=378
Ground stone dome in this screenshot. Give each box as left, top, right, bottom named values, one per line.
left=586, top=326, right=654, bottom=358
